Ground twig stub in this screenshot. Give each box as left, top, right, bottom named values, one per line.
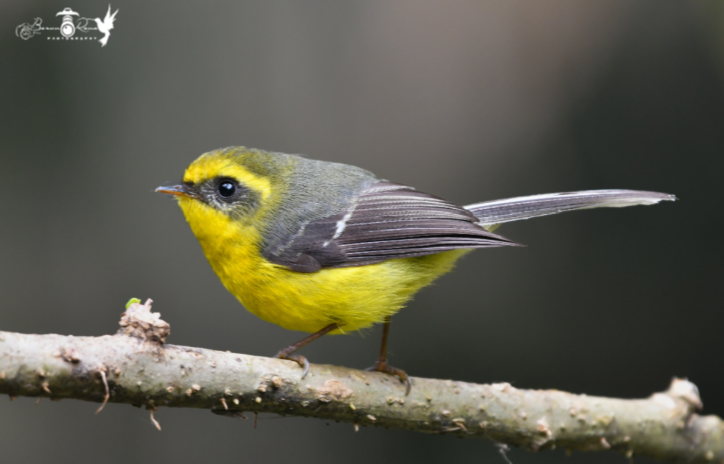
left=117, top=299, right=170, bottom=344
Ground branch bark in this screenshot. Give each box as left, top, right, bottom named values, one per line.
left=0, top=300, right=721, bottom=463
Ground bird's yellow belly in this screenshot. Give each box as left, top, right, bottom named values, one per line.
left=208, top=240, right=466, bottom=333
left=181, top=201, right=468, bottom=333
left=226, top=251, right=466, bottom=333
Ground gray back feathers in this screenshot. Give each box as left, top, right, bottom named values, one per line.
left=244, top=150, right=675, bottom=273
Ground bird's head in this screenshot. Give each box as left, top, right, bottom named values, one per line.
left=156, top=147, right=294, bottom=237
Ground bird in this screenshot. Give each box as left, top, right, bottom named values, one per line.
left=156, top=146, right=674, bottom=395
left=94, top=5, right=118, bottom=47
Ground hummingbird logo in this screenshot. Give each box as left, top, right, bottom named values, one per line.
left=94, top=5, right=118, bottom=47
left=15, top=4, right=119, bottom=47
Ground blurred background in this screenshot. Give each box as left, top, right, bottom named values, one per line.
left=1, top=1, right=722, bottom=463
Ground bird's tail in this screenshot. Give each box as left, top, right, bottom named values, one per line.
left=464, top=190, right=675, bottom=232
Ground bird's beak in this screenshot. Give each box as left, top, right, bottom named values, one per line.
left=156, top=184, right=195, bottom=199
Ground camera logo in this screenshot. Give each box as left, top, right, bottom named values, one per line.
left=16, top=5, right=119, bottom=47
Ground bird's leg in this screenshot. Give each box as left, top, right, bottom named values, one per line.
left=275, top=322, right=339, bottom=378
left=366, top=316, right=411, bottom=396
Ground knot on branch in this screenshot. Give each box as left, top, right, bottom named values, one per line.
left=117, top=299, right=170, bottom=344
left=316, top=379, right=355, bottom=403
left=665, top=378, right=703, bottom=411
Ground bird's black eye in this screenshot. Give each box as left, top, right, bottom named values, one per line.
left=217, top=180, right=237, bottom=198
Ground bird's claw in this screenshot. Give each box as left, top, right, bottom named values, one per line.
left=275, top=352, right=310, bottom=379
left=366, top=361, right=411, bottom=396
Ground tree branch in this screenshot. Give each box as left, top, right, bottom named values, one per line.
left=0, top=300, right=721, bottom=463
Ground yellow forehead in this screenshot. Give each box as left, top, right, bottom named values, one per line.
left=183, top=154, right=272, bottom=200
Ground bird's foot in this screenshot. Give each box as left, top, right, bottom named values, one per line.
left=366, top=361, right=411, bottom=396
left=272, top=323, right=340, bottom=379
left=275, top=351, right=310, bottom=379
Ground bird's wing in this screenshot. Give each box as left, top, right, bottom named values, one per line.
left=264, top=182, right=519, bottom=273
left=465, top=189, right=675, bottom=231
